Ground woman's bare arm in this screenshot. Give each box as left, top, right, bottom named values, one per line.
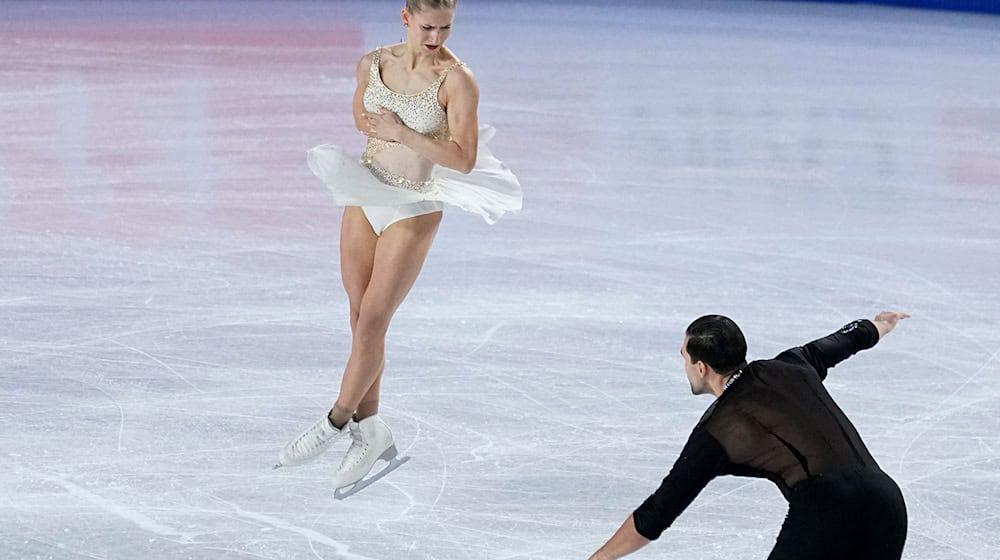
left=352, top=52, right=374, bottom=135
left=367, top=65, right=480, bottom=174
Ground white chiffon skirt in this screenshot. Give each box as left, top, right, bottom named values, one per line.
left=307, top=125, right=522, bottom=225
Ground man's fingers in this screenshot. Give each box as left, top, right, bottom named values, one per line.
left=876, top=311, right=911, bottom=323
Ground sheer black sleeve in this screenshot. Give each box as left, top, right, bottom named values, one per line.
left=632, top=427, right=727, bottom=541
left=775, top=319, right=880, bottom=381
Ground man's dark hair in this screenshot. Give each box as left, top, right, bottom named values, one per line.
left=684, top=315, right=747, bottom=375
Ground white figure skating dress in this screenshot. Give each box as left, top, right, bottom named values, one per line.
left=307, top=47, right=522, bottom=233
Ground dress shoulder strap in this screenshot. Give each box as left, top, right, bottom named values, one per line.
left=368, top=47, right=382, bottom=81
left=434, top=60, right=467, bottom=86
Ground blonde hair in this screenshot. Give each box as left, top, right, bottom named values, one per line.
left=406, top=0, right=457, bottom=13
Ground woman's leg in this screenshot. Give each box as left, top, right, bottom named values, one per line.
left=352, top=203, right=441, bottom=420
left=333, top=210, right=442, bottom=421
left=355, top=370, right=382, bottom=420
left=334, top=206, right=380, bottom=427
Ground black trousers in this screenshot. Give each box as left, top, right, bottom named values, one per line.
left=768, top=471, right=907, bottom=560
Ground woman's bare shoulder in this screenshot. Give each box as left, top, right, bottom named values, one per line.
left=443, top=59, right=476, bottom=90
left=358, top=50, right=374, bottom=67
left=438, top=46, right=463, bottom=68
left=358, top=43, right=400, bottom=66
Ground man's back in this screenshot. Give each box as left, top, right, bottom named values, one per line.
left=702, top=353, right=881, bottom=496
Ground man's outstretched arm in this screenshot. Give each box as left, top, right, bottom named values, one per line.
left=588, top=516, right=649, bottom=560
left=589, top=428, right=726, bottom=559
left=777, top=311, right=910, bottom=380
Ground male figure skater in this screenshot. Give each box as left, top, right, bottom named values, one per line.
left=590, top=311, right=910, bottom=560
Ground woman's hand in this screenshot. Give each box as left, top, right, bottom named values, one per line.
left=363, top=108, right=407, bottom=143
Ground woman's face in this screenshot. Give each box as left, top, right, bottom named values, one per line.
left=402, top=8, right=455, bottom=54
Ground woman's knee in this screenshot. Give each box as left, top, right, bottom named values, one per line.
left=354, top=308, right=391, bottom=342
left=349, top=306, right=361, bottom=332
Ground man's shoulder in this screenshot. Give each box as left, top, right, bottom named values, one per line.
left=697, top=400, right=720, bottom=427
left=696, top=360, right=812, bottom=426
left=753, top=355, right=818, bottom=377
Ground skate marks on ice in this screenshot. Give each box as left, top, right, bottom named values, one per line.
left=201, top=492, right=379, bottom=560
left=15, top=466, right=198, bottom=543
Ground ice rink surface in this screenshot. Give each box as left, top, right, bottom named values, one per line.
left=2, top=0, right=999, bottom=558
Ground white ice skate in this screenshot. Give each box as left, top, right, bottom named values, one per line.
left=274, top=413, right=348, bottom=469
left=334, top=415, right=410, bottom=499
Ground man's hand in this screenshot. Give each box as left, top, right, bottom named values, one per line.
left=873, top=311, right=910, bottom=339
left=588, top=515, right=650, bottom=560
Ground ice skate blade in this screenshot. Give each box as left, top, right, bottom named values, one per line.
left=334, top=455, right=410, bottom=500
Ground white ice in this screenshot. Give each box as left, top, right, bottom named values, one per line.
left=1, top=1, right=999, bottom=558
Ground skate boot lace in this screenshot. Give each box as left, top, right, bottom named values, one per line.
left=292, top=418, right=329, bottom=454
left=343, top=424, right=370, bottom=471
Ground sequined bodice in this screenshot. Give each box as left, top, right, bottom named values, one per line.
left=363, top=48, right=455, bottom=135
left=361, top=48, right=465, bottom=192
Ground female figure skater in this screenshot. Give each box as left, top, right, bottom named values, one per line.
left=275, top=0, right=521, bottom=495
